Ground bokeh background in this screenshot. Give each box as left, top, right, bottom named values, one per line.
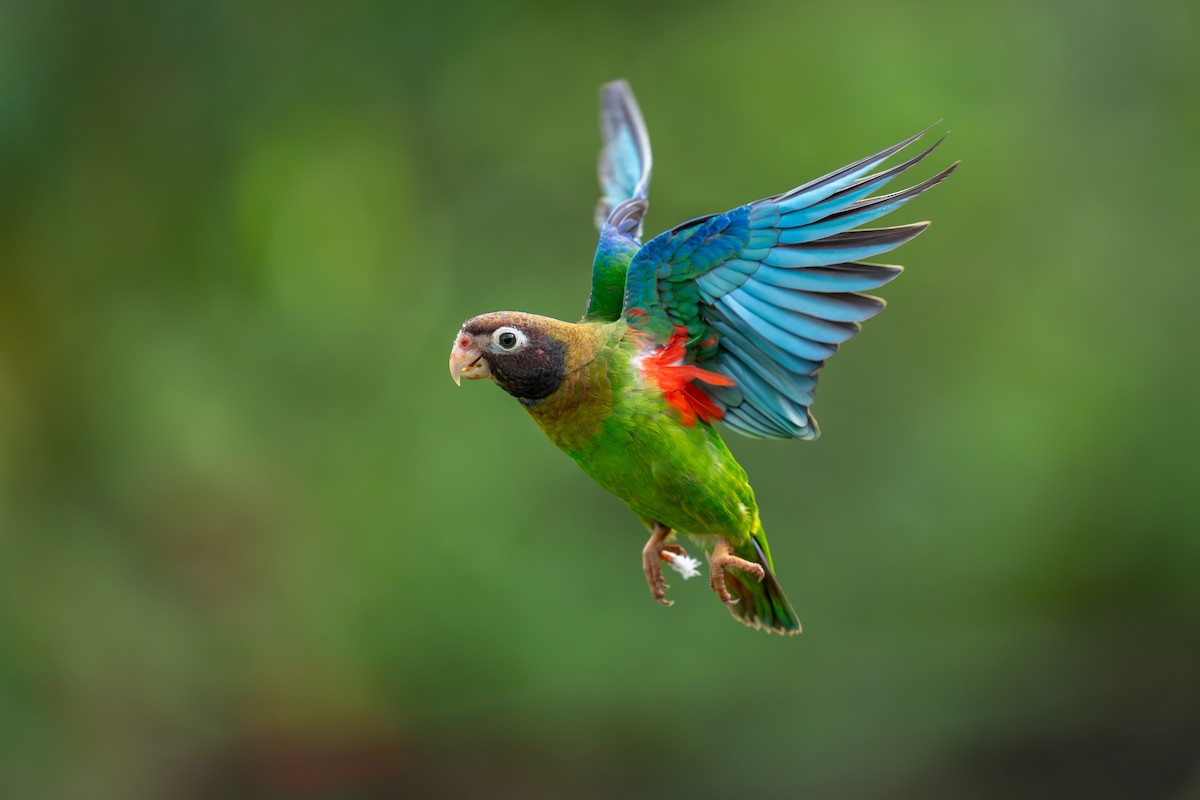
left=2, top=0, right=1197, bottom=798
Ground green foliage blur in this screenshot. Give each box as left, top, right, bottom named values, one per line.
left=2, top=0, right=1197, bottom=797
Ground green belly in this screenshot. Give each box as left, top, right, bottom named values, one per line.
left=563, top=407, right=758, bottom=540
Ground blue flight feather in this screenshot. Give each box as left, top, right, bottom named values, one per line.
left=726, top=285, right=863, bottom=342
left=750, top=263, right=902, bottom=293
left=735, top=281, right=884, bottom=324
left=716, top=295, right=839, bottom=361
left=619, top=120, right=956, bottom=439
left=586, top=82, right=654, bottom=321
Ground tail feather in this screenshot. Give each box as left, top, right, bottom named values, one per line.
left=724, top=535, right=801, bottom=635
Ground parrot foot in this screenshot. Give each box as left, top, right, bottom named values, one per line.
left=642, top=522, right=689, bottom=607
left=709, top=536, right=765, bottom=605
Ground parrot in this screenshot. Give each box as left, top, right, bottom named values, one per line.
left=449, top=81, right=955, bottom=635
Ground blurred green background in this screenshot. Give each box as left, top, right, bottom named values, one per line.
left=2, top=0, right=1198, bottom=798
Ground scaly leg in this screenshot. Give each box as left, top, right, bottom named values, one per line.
left=642, top=522, right=689, bottom=607
left=709, top=536, right=765, bottom=605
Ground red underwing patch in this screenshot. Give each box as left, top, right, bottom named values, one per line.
left=639, top=326, right=735, bottom=426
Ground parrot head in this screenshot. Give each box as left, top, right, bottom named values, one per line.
left=449, top=312, right=569, bottom=402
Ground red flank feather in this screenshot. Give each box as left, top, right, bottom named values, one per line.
left=639, top=326, right=735, bottom=426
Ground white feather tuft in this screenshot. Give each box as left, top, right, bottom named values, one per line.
left=664, top=551, right=702, bottom=580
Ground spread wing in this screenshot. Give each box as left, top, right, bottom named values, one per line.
left=585, top=80, right=653, bottom=321
left=622, top=129, right=957, bottom=439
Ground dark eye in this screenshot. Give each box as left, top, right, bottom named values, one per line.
left=492, top=326, right=525, bottom=351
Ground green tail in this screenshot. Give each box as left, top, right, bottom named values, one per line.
left=724, top=532, right=802, bottom=635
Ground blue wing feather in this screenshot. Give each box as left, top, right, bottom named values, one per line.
left=735, top=281, right=883, bottom=324
left=623, top=127, right=956, bottom=439
left=726, top=285, right=863, bottom=342
left=750, top=263, right=903, bottom=293
left=718, top=335, right=817, bottom=406
left=708, top=313, right=822, bottom=376
left=586, top=81, right=654, bottom=321
left=716, top=294, right=840, bottom=361
left=770, top=125, right=936, bottom=214
left=596, top=81, right=652, bottom=231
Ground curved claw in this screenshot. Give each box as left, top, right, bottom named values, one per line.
left=642, top=523, right=680, bottom=607
left=709, top=536, right=765, bottom=605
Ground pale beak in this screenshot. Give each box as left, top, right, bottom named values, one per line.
left=449, top=335, right=491, bottom=385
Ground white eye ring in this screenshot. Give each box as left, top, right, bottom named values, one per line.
left=492, top=326, right=526, bottom=351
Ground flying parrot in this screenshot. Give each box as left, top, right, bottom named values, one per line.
left=449, top=81, right=955, bottom=635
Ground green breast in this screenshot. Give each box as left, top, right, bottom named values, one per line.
left=526, top=324, right=758, bottom=539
